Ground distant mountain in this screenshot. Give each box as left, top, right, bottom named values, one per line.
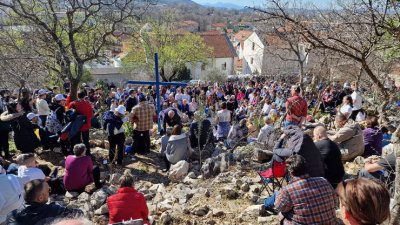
left=202, top=2, right=244, bottom=10
left=157, top=0, right=199, bottom=6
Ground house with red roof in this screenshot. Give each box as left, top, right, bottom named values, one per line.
left=187, top=31, right=237, bottom=79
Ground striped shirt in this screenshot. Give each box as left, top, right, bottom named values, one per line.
left=275, top=175, right=338, bottom=225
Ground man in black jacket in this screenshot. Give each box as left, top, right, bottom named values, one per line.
left=125, top=89, right=138, bottom=113
left=7, top=179, right=83, bottom=225
left=314, top=126, right=345, bottom=188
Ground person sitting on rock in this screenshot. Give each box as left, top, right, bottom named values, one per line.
left=107, top=173, right=149, bottom=225
left=273, top=155, right=338, bottom=225
left=6, top=179, right=83, bottom=225
left=313, top=126, right=345, bottom=188
left=256, top=116, right=275, bottom=149
left=226, top=119, right=248, bottom=149
left=162, top=125, right=190, bottom=172
left=328, top=113, right=364, bottom=161
left=63, top=144, right=103, bottom=193
left=362, top=115, right=383, bottom=157
left=359, top=152, right=396, bottom=186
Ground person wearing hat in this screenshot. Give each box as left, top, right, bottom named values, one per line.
left=130, top=94, right=155, bottom=155
left=36, top=89, right=50, bottom=127
left=103, top=105, right=127, bottom=165
left=48, top=94, right=69, bottom=155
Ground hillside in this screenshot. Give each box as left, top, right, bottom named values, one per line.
left=157, top=0, right=199, bottom=6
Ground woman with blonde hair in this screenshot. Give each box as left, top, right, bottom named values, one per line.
left=336, top=178, right=390, bottom=225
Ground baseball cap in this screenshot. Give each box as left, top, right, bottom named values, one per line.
left=27, top=113, right=38, bottom=121
left=38, top=89, right=48, bottom=95
left=54, top=94, right=66, bottom=101
left=115, top=105, right=126, bottom=115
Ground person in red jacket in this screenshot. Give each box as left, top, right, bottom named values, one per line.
left=107, top=173, right=149, bottom=224
left=69, top=91, right=93, bottom=155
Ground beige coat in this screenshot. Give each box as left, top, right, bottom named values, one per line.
left=329, top=120, right=364, bottom=161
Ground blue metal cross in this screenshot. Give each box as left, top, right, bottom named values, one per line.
left=127, top=53, right=187, bottom=132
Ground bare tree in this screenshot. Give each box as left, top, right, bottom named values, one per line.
left=0, top=0, right=154, bottom=99
left=252, top=0, right=398, bottom=116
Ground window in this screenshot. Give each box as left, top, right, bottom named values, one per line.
left=222, top=62, right=227, bottom=70
left=251, top=58, right=254, bottom=64
left=252, top=42, right=255, bottom=51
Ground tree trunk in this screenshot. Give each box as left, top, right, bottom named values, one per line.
left=360, top=59, right=389, bottom=122
left=298, top=61, right=304, bottom=92
left=69, top=80, right=79, bottom=101
left=160, top=66, right=168, bottom=81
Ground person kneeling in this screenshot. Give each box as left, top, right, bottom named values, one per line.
left=161, top=125, right=190, bottom=172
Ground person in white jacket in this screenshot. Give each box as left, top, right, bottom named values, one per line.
left=36, top=89, right=50, bottom=127
left=0, top=164, right=29, bottom=224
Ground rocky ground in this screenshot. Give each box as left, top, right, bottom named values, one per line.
left=21, top=128, right=367, bottom=225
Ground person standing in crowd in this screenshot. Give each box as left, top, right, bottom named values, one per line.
left=107, top=173, right=150, bottom=225
left=350, top=81, right=363, bottom=121
left=336, top=178, right=390, bottom=225
left=215, top=102, right=231, bottom=140
left=363, top=116, right=383, bottom=157
left=313, top=126, right=345, bottom=188
left=7, top=179, right=83, bottom=225
left=0, top=91, right=11, bottom=159
left=64, top=144, right=102, bottom=192
left=103, top=105, right=127, bottom=165
left=125, top=89, right=138, bottom=113
left=48, top=94, right=69, bottom=155
left=36, top=89, right=51, bottom=127
left=274, top=155, right=338, bottom=225
left=69, top=91, right=93, bottom=155
left=0, top=102, right=41, bottom=153
left=130, top=94, right=155, bottom=155
left=285, top=85, right=307, bottom=127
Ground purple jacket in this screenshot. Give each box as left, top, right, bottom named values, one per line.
left=363, top=127, right=383, bottom=157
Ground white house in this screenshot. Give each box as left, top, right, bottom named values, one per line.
left=232, top=31, right=265, bottom=75
left=188, top=31, right=237, bottom=79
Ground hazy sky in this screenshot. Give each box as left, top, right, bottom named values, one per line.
left=192, top=0, right=330, bottom=8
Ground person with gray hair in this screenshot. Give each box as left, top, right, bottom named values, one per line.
left=63, top=144, right=103, bottom=192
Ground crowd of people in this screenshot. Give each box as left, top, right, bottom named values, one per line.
left=0, top=76, right=399, bottom=224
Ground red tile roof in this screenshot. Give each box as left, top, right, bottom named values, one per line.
left=212, top=23, right=227, bottom=28
left=200, top=32, right=237, bottom=58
